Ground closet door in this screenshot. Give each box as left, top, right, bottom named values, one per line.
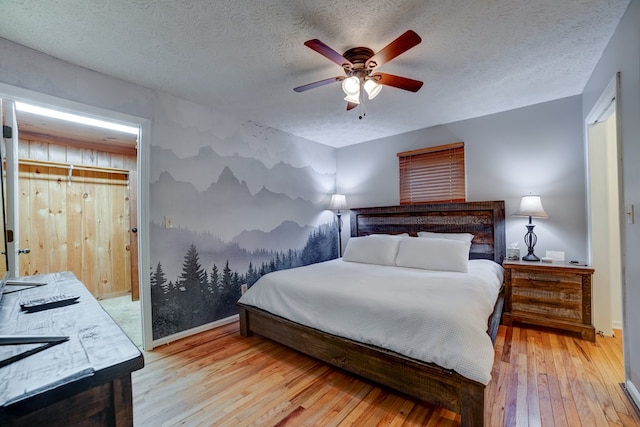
left=17, top=155, right=132, bottom=298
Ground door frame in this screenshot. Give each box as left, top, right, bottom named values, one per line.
left=1, top=99, right=20, bottom=277
left=0, top=82, right=152, bottom=350
left=584, top=72, right=627, bottom=363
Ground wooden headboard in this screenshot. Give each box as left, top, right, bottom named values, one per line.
left=350, top=201, right=506, bottom=263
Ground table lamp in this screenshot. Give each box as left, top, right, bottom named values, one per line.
left=513, top=195, right=549, bottom=261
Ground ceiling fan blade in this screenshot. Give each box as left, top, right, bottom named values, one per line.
left=294, top=76, right=343, bottom=92
left=346, top=102, right=358, bottom=111
left=372, top=73, right=423, bottom=92
left=304, top=39, right=354, bottom=69
left=365, top=30, right=422, bottom=69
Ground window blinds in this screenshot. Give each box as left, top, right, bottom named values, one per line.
left=398, top=142, right=466, bottom=204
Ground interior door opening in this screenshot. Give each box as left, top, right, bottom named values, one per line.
left=588, top=111, right=623, bottom=335
left=585, top=71, right=626, bottom=382
left=1, top=95, right=144, bottom=348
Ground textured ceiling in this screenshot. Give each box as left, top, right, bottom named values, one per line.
left=0, top=0, right=630, bottom=148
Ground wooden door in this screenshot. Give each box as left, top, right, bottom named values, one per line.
left=18, top=162, right=132, bottom=298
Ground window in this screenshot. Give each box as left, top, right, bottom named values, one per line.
left=398, top=142, right=466, bottom=204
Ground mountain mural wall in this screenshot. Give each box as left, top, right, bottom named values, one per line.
left=151, top=144, right=334, bottom=201
left=149, top=130, right=338, bottom=340
left=150, top=166, right=321, bottom=242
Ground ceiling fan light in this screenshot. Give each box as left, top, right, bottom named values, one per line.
left=364, top=79, right=382, bottom=100
left=343, top=93, right=360, bottom=104
left=341, top=76, right=360, bottom=96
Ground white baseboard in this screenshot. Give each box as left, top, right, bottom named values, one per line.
left=150, top=314, right=239, bottom=349
left=626, top=380, right=640, bottom=413
left=612, top=320, right=623, bottom=330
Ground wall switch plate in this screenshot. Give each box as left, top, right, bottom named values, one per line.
left=164, top=215, right=174, bottom=229
left=627, top=204, right=634, bottom=224
left=546, top=250, right=565, bottom=262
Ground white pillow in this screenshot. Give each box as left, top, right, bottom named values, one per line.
left=395, top=237, right=471, bottom=272
left=342, top=235, right=401, bottom=266
left=417, top=231, right=474, bottom=243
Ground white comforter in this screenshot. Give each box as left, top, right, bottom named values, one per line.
left=238, top=258, right=504, bottom=385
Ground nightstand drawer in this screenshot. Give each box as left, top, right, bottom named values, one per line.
left=511, top=270, right=583, bottom=321
left=511, top=289, right=582, bottom=321
left=511, top=270, right=582, bottom=287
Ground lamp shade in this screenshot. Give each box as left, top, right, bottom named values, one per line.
left=342, top=76, right=360, bottom=95
left=328, top=194, right=348, bottom=211
left=343, top=93, right=361, bottom=104
left=342, top=76, right=360, bottom=104
left=513, top=195, right=549, bottom=219
left=364, top=79, right=382, bottom=100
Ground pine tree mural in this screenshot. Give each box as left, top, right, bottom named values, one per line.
left=151, top=221, right=338, bottom=339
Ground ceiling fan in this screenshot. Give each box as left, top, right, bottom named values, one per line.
left=293, top=30, right=424, bottom=111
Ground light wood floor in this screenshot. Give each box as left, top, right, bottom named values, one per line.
left=132, top=322, right=640, bottom=426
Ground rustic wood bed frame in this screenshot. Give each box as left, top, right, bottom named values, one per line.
left=238, top=201, right=506, bottom=426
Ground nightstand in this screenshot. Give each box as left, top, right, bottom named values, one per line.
left=502, top=260, right=595, bottom=341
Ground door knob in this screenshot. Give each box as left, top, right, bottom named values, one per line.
left=18, top=248, right=31, bottom=254
left=131, top=228, right=138, bottom=233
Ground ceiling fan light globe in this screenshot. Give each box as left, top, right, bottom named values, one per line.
left=341, top=76, right=360, bottom=96
left=343, top=93, right=360, bottom=104
left=364, top=79, right=382, bottom=100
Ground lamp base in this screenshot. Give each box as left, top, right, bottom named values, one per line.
left=522, top=222, right=540, bottom=262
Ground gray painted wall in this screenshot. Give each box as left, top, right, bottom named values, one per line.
left=582, top=0, right=640, bottom=401
left=337, top=96, right=588, bottom=263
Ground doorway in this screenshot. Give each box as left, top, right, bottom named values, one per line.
left=585, top=72, right=624, bottom=337
left=1, top=91, right=147, bottom=348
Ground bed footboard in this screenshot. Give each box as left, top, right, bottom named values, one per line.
left=237, top=303, right=486, bottom=426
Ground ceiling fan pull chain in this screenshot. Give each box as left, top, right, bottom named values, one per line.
left=358, top=101, right=367, bottom=120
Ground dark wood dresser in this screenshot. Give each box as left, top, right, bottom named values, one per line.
left=502, top=260, right=595, bottom=341
left=0, top=271, right=144, bottom=426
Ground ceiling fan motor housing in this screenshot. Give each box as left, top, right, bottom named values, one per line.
left=342, top=47, right=375, bottom=76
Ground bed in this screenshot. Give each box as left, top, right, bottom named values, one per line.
left=237, top=201, right=506, bottom=426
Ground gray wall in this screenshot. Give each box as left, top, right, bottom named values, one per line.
left=337, top=96, right=588, bottom=262
left=582, top=0, right=640, bottom=401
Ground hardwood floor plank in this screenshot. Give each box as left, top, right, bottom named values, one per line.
left=571, top=339, right=622, bottom=424
left=382, top=399, right=418, bottom=427
left=131, top=322, right=640, bottom=427
left=541, top=330, right=569, bottom=427
left=488, top=360, right=509, bottom=426
left=620, top=411, right=640, bottom=427
left=295, top=372, right=358, bottom=426
left=526, top=333, right=542, bottom=425
left=485, top=325, right=507, bottom=425
left=550, top=333, right=582, bottom=426
left=503, top=326, right=522, bottom=425
left=337, top=387, right=384, bottom=426
left=402, top=403, right=434, bottom=426
left=350, top=389, right=394, bottom=426
left=315, top=380, right=374, bottom=427
left=516, top=353, right=531, bottom=425
left=561, top=342, right=596, bottom=424
left=427, top=406, right=459, bottom=426
left=529, top=330, right=554, bottom=426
